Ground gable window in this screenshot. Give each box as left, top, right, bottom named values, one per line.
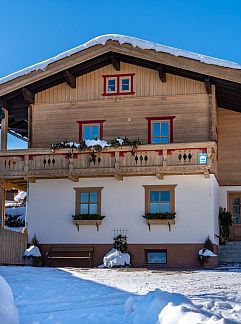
left=146, top=116, right=175, bottom=144
left=78, top=120, right=105, bottom=141
left=74, top=187, right=103, bottom=215
left=107, top=78, right=117, bottom=93
left=102, top=73, right=135, bottom=96
left=143, top=185, right=176, bottom=214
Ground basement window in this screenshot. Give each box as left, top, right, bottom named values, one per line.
left=146, top=250, right=167, bottom=264
left=102, top=73, right=135, bottom=96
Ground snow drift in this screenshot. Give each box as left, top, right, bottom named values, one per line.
left=125, top=289, right=227, bottom=324
left=0, top=275, right=19, bottom=324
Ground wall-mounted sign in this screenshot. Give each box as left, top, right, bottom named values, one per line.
left=199, top=153, right=207, bottom=164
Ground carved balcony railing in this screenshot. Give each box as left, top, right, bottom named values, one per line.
left=0, top=142, right=217, bottom=180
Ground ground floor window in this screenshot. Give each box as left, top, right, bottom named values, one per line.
left=146, top=250, right=167, bottom=264
left=74, top=187, right=103, bottom=215
left=143, top=185, right=176, bottom=214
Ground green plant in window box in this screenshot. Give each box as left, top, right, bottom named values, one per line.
left=219, top=207, right=233, bottom=243
left=72, top=214, right=105, bottom=220
left=143, top=212, right=176, bottom=220
left=72, top=214, right=105, bottom=231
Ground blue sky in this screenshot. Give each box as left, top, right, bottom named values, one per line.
left=1, top=0, right=241, bottom=149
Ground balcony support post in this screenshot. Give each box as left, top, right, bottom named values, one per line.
left=0, top=182, right=6, bottom=228
left=1, top=108, right=8, bottom=150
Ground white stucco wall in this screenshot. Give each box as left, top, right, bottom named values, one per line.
left=27, top=174, right=219, bottom=245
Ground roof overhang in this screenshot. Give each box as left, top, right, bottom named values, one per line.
left=0, top=36, right=241, bottom=140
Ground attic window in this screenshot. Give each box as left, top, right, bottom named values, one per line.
left=102, top=74, right=135, bottom=96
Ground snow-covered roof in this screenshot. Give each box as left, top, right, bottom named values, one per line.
left=0, top=34, right=241, bottom=86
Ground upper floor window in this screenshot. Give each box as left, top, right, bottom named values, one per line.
left=146, top=116, right=175, bottom=144
left=78, top=120, right=105, bottom=141
left=102, top=73, right=135, bottom=96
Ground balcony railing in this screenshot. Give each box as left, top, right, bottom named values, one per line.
left=0, top=142, right=217, bottom=180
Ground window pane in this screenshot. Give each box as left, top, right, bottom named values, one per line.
left=160, top=137, right=169, bottom=144
left=89, top=204, right=97, bottom=214
left=80, top=204, right=89, bottom=214
left=152, top=123, right=161, bottom=137
left=150, top=203, right=159, bottom=213
left=108, top=79, right=116, bottom=92
left=80, top=192, right=89, bottom=203
left=146, top=251, right=167, bottom=264
left=150, top=191, right=159, bottom=202
left=160, top=191, right=170, bottom=202
left=121, top=78, right=129, bottom=91
left=91, top=126, right=99, bottom=139
left=90, top=192, right=97, bottom=203
left=161, top=122, right=169, bottom=137
left=160, top=202, right=171, bottom=213
left=83, top=126, right=91, bottom=140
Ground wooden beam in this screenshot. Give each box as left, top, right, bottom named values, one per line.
left=0, top=184, right=6, bottom=228
left=0, top=98, right=8, bottom=109
left=1, top=108, right=8, bottom=150
left=156, top=65, right=166, bottom=83
left=4, top=181, right=26, bottom=191
left=114, top=174, right=123, bottom=181
left=68, top=175, right=79, bottom=182
left=24, top=177, right=36, bottom=183
left=20, top=87, right=35, bottom=104
left=156, top=173, right=164, bottom=180
left=63, top=69, right=76, bottom=88
left=109, top=52, right=120, bottom=71
left=205, top=77, right=212, bottom=95
left=28, top=105, right=33, bottom=148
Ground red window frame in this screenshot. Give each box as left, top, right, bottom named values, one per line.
left=77, top=120, right=105, bottom=142
left=102, top=73, right=135, bottom=96
left=146, top=116, right=176, bottom=144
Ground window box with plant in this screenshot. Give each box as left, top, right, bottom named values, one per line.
left=143, top=185, right=176, bottom=231
left=72, top=214, right=105, bottom=231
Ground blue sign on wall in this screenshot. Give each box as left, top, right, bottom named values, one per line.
left=199, top=153, right=207, bottom=164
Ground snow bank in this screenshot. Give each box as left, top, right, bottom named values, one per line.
left=199, top=248, right=217, bottom=257
left=125, top=289, right=226, bottom=324
left=101, top=248, right=131, bottom=268
left=1, top=34, right=240, bottom=85
left=0, top=275, right=19, bottom=324
left=24, top=245, right=41, bottom=258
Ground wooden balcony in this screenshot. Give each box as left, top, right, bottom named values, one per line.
left=0, top=142, right=217, bottom=181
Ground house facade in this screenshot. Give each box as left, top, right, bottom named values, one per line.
left=0, top=35, right=241, bottom=268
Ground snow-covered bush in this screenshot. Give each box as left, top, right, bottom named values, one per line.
left=101, top=249, right=131, bottom=268
left=0, top=275, right=19, bottom=324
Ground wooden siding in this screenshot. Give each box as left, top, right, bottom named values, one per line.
left=35, top=63, right=206, bottom=103
left=32, top=94, right=209, bottom=147
left=218, top=108, right=241, bottom=185
left=0, top=228, right=27, bottom=264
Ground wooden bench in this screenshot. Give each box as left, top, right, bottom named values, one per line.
left=46, top=247, right=94, bottom=267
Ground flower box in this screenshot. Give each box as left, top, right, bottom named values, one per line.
left=145, top=219, right=175, bottom=225
left=73, top=219, right=103, bottom=231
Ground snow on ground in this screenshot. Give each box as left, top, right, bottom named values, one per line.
left=0, top=266, right=241, bottom=323
left=0, top=274, right=19, bottom=324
